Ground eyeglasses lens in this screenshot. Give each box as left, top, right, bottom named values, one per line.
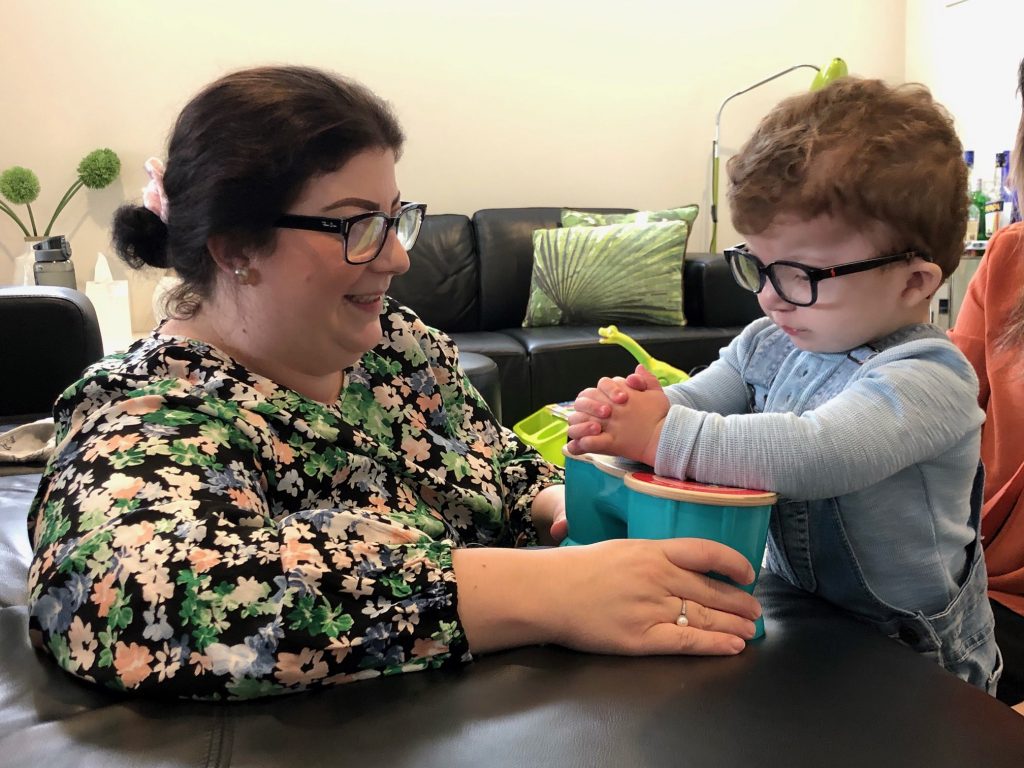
left=772, top=264, right=813, bottom=304
left=347, top=216, right=387, bottom=263
left=397, top=207, right=424, bottom=249
left=731, top=252, right=762, bottom=292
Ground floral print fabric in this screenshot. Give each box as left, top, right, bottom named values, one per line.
left=26, top=300, right=561, bottom=699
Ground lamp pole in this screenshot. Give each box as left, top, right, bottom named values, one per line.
left=710, top=64, right=820, bottom=254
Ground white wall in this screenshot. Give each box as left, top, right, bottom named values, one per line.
left=906, top=0, right=1023, bottom=183
left=0, top=0, right=906, bottom=331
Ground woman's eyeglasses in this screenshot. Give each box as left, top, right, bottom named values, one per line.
left=275, top=202, right=427, bottom=265
left=723, top=244, right=931, bottom=307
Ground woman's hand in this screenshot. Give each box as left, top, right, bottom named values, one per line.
left=453, top=537, right=761, bottom=657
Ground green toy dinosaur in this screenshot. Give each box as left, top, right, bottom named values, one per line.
left=598, top=325, right=689, bottom=386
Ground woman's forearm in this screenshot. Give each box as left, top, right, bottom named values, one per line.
left=453, top=538, right=761, bottom=658
left=452, top=547, right=556, bottom=653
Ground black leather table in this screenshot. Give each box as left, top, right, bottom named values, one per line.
left=3, top=472, right=1023, bottom=768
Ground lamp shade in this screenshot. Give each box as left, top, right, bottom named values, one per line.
left=709, top=57, right=849, bottom=253
left=810, top=58, right=850, bottom=91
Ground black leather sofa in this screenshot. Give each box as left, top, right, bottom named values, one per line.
left=4, top=290, right=1024, bottom=768
left=391, top=207, right=763, bottom=425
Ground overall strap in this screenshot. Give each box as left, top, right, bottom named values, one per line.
left=844, top=323, right=947, bottom=366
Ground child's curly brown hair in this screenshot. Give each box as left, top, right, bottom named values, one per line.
left=727, top=77, right=967, bottom=278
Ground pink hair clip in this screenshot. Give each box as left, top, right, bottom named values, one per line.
left=142, top=157, right=169, bottom=224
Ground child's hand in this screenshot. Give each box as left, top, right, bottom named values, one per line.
left=565, top=381, right=621, bottom=456
left=566, top=367, right=669, bottom=465
left=625, top=363, right=656, bottom=391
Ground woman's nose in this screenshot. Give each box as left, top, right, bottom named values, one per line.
left=376, top=229, right=411, bottom=276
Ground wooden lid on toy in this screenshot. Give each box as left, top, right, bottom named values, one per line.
left=591, top=453, right=650, bottom=479
left=562, top=448, right=651, bottom=479
left=562, top=445, right=593, bottom=464
left=623, top=472, right=778, bottom=507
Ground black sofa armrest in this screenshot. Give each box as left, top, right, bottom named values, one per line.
left=0, top=287, right=103, bottom=424
left=683, top=252, right=763, bottom=327
left=390, top=213, right=480, bottom=332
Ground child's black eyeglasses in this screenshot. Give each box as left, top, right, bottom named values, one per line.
left=723, top=244, right=932, bottom=307
left=275, top=202, right=427, bottom=265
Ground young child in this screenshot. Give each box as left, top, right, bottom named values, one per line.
left=567, top=77, right=1001, bottom=693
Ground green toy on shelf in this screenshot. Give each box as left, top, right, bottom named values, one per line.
left=597, top=325, right=689, bottom=386
left=513, top=327, right=690, bottom=465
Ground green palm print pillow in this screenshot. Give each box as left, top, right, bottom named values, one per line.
left=523, top=221, right=688, bottom=327
left=560, top=204, right=699, bottom=257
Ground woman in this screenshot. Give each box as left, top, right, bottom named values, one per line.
left=949, top=58, right=1024, bottom=708
left=26, top=66, right=760, bottom=699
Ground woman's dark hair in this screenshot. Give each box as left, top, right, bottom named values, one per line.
left=112, top=65, right=405, bottom=317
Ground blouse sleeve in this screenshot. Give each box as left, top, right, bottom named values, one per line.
left=422, top=324, right=565, bottom=546
left=946, top=240, right=995, bottom=411
left=27, top=377, right=470, bottom=700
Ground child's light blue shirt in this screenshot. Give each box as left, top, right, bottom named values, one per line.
left=655, top=317, right=999, bottom=691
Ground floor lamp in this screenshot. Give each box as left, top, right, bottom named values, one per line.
left=709, top=57, right=849, bottom=253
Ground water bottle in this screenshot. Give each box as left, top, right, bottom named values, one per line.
left=32, top=236, right=77, bottom=290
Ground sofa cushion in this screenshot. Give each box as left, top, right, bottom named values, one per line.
left=523, top=221, right=688, bottom=327
left=561, top=205, right=700, bottom=256
left=473, top=208, right=633, bottom=332
left=390, top=214, right=479, bottom=332
left=504, top=325, right=744, bottom=411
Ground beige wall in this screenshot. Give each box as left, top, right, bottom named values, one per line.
left=906, top=0, right=1023, bottom=182
left=0, top=0, right=906, bottom=331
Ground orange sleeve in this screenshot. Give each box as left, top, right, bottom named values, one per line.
left=949, top=241, right=992, bottom=408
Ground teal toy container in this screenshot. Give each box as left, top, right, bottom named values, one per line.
left=562, top=451, right=642, bottom=544
left=563, top=450, right=777, bottom=639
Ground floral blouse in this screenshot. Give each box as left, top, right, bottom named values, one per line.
left=26, top=300, right=561, bottom=700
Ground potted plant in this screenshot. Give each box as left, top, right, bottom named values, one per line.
left=1, top=149, right=121, bottom=286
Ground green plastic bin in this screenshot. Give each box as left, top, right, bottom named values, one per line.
left=513, top=404, right=573, bottom=466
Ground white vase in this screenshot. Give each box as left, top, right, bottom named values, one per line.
left=11, top=247, right=35, bottom=286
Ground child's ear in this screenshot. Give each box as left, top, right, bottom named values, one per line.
left=901, top=260, right=944, bottom=306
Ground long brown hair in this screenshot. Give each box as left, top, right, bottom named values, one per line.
left=998, top=57, right=1024, bottom=348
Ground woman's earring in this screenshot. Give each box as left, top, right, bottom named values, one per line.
left=233, top=265, right=252, bottom=285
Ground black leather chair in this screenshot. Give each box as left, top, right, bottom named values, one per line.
left=0, top=286, right=103, bottom=424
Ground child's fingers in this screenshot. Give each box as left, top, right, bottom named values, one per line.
left=625, top=372, right=648, bottom=390
left=596, top=376, right=629, bottom=403
left=566, top=419, right=602, bottom=441
left=572, top=393, right=611, bottom=419
left=627, top=365, right=662, bottom=391
left=569, top=432, right=616, bottom=455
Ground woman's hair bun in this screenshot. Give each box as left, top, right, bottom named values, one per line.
left=112, top=203, right=169, bottom=269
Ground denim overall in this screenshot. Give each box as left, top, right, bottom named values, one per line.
left=748, top=324, right=1002, bottom=693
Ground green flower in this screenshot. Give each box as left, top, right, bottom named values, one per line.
left=43, top=148, right=122, bottom=236
left=0, top=148, right=121, bottom=238
left=0, top=166, right=40, bottom=205
left=77, top=149, right=120, bottom=190
left=0, top=166, right=41, bottom=237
